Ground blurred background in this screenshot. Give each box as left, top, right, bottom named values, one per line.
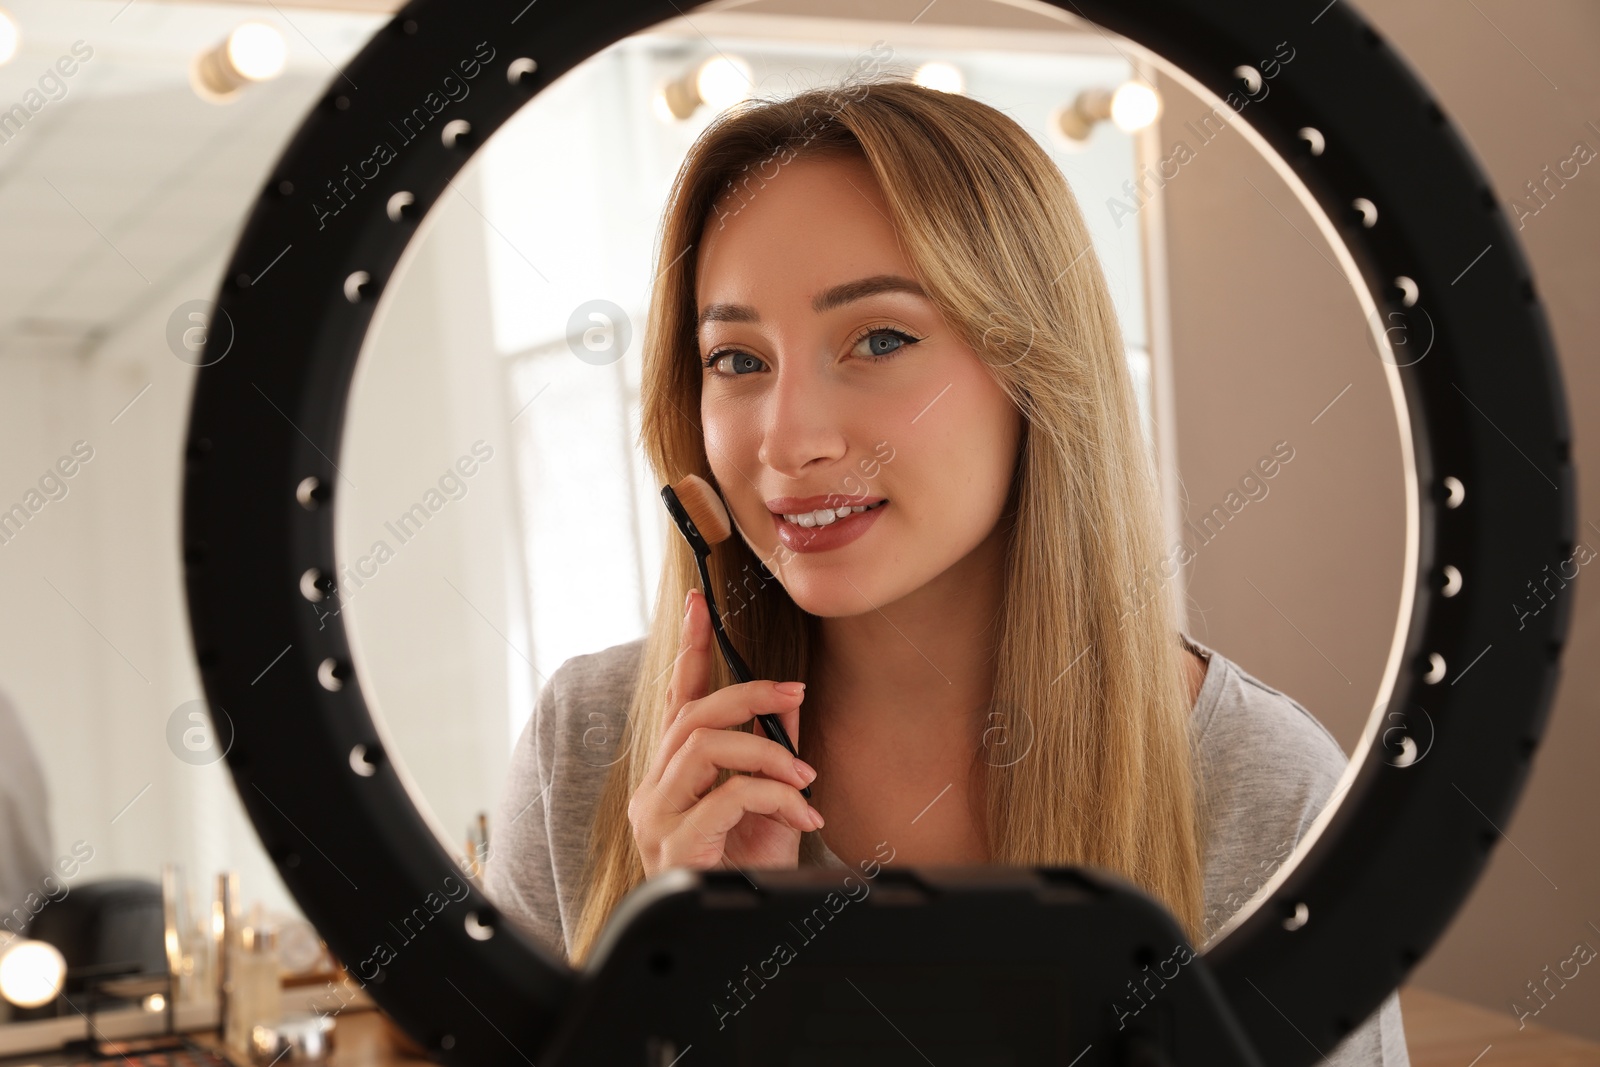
left=0, top=0, right=1593, bottom=1061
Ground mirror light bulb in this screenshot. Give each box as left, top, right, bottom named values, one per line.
left=227, top=21, right=286, bottom=82
left=695, top=56, right=752, bottom=111
left=0, top=8, right=18, bottom=68
left=1110, top=80, right=1162, bottom=132
left=650, top=88, right=677, bottom=124
left=0, top=939, right=66, bottom=1009
left=913, top=61, right=964, bottom=95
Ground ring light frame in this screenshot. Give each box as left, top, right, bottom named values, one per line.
left=181, top=0, right=1572, bottom=1063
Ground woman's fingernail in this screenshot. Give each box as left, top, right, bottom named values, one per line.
left=808, top=806, right=825, bottom=828
left=793, top=759, right=817, bottom=784
left=774, top=681, right=806, bottom=696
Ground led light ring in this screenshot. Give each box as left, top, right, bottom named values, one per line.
left=180, top=2, right=1572, bottom=1064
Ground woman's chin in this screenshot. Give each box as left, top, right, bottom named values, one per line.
left=777, top=571, right=884, bottom=620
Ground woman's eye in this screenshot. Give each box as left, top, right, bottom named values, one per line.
left=852, top=327, right=920, bottom=361
left=702, top=328, right=920, bottom=376
left=702, top=350, right=766, bottom=375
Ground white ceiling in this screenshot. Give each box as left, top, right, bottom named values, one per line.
left=0, top=0, right=1119, bottom=360
left=0, top=0, right=387, bottom=357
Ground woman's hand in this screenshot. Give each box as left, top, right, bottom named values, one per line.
left=629, top=589, right=823, bottom=878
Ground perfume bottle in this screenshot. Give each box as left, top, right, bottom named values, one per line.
left=221, top=891, right=282, bottom=1055
left=161, top=863, right=212, bottom=1007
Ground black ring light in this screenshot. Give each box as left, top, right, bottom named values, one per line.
left=181, top=0, right=1572, bottom=1063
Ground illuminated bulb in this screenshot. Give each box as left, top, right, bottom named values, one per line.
left=657, top=55, right=753, bottom=121
left=1054, top=79, right=1164, bottom=142
left=695, top=55, right=752, bottom=111
left=913, top=61, right=964, bottom=95
left=226, top=22, right=286, bottom=82
left=145, top=993, right=167, bottom=1012
left=1110, top=80, right=1161, bottom=131
left=650, top=87, right=677, bottom=124
left=0, top=7, right=18, bottom=68
left=0, top=939, right=66, bottom=1009
left=191, top=21, right=286, bottom=104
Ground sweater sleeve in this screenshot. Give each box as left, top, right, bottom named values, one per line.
left=484, top=669, right=566, bottom=962
left=1190, top=645, right=1411, bottom=1066
left=483, top=638, right=646, bottom=963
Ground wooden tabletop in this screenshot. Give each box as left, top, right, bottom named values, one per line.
left=194, top=986, right=1600, bottom=1066
left=314, top=1010, right=433, bottom=1066
left=1400, top=987, right=1600, bottom=1067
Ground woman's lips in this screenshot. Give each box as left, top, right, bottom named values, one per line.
left=771, top=501, right=887, bottom=554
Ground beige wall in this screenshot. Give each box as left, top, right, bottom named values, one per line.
left=1155, top=0, right=1600, bottom=1039
left=1144, top=74, right=1406, bottom=758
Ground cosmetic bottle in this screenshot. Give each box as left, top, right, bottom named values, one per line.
left=224, top=902, right=282, bottom=1055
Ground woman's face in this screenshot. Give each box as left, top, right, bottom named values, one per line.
left=695, top=151, right=1023, bottom=618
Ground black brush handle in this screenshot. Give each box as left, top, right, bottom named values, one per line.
left=692, top=553, right=811, bottom=799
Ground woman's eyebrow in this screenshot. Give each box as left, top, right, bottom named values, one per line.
left=696, top=274, right=927, bottom=332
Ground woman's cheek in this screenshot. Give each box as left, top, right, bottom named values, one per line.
left=700, top=413, right=751, bottom=481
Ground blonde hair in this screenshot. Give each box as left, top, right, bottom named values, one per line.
left=568, top=73, right=1203, bottom=963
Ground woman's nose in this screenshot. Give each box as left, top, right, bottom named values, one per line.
left=756, top=352, right=848, bottom=476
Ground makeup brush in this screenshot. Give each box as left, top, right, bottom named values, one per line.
left=661, top=474, right=810, bottom=799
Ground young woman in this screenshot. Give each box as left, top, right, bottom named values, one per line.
left=486, top=75, right=1407, bottom=1063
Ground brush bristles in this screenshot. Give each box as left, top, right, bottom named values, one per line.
left=672, top=474, right=733, bottom=544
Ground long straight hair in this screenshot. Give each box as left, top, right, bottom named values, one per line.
left=568, top=73, right=1203, bottom=964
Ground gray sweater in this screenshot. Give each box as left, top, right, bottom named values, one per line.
left=485, top=633, right=1409, bottom=1064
